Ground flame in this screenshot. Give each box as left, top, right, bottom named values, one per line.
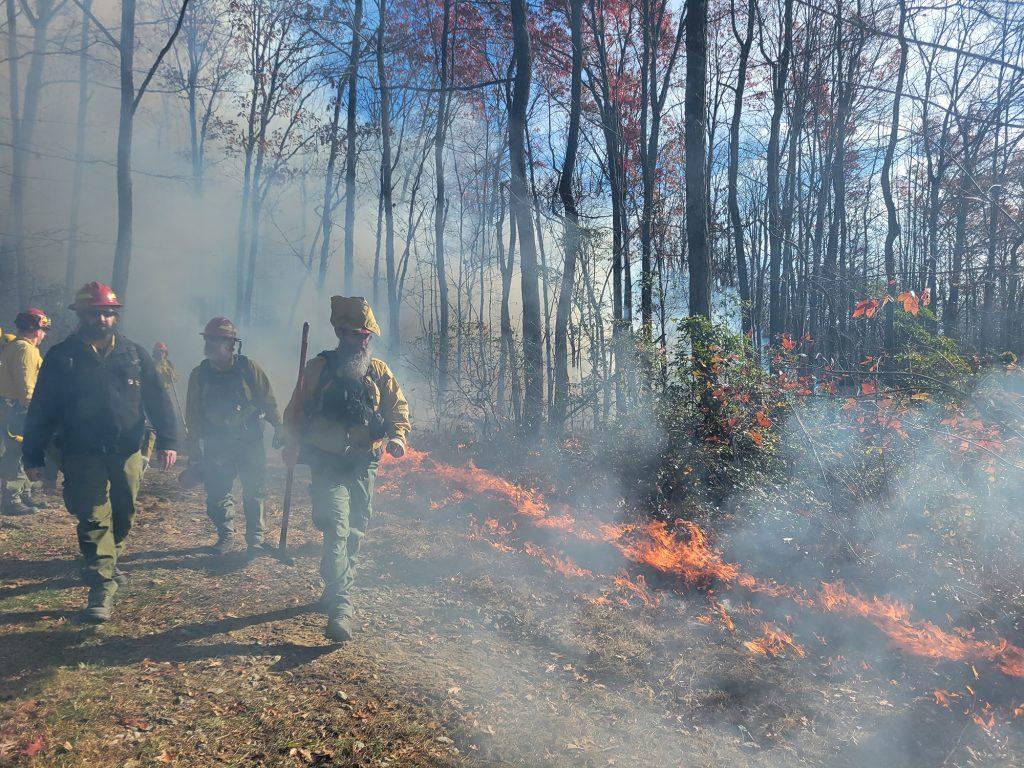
left=743, top=623, right=806, bottom=659
left=381, top=448, right=1024, bottom=678
left=613, top=573, right=660, bottom=608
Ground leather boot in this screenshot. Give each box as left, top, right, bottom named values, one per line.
left=81, top=584, right=117, bottom=624
left=325, top=615, right=353, bottom=643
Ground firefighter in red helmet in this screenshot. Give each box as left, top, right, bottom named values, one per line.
left=22, top=282, right=178, bottom=623
left=185, top=317, right=281, bottom=557
left=0, top=308, right=50, bottom=515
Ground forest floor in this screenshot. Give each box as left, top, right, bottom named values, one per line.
left=1, top=442, right=1022, bottom=768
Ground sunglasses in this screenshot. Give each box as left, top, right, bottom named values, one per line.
left=83, top=309, right=119, bottom=319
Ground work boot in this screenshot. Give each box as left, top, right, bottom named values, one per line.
left=81, top=585, right=117, bottom=624
left=1, top=490, right=37, bottom=516
left=19, top=490, right=41, bottom=512
left=325, top=615, right=353, bottom=643
left=113, top=567, right=128, bottom=588
left=212, top=531, right=234, bottom=555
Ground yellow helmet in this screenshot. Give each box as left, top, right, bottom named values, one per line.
left=330, top=296, right=381, bottom=336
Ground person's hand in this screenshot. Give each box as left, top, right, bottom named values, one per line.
left=25, top=467, right=43, bottom=482
left=282, top=445, right=299, bottom=468
left=272, top=426, right=285, bottom=449
left=155, top=450, right=177, bottom=470
left=386, top=439, right=405, bottom=458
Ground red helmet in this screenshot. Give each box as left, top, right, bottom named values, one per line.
left=70, top=281, right=123, bottom=311
left=153, top=342, right=168, bottom=352
left=201, top=317, right=239, bottom=341
left=15, top=307, right=51, bottom=332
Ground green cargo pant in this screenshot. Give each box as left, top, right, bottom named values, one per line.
left=203, top=438, right=267, bottom=545
left=62, top=452, right=144, bottom=595
left=308, top=449, right=379, bottom=620
left=0, top=401, right=31, bottom=509
left=0, top=431, right=31, bottom=503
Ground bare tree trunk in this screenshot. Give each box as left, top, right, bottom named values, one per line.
left=66, top=0, right=92, bottom=297
left=433, top=0, right=452, bottom=406
left=3, top=0, right=54, bottom=306
left=111, top=0, right=138, bottom=301
left=376, top=2, right=400, bottom=349
left=552, top=0, right=583, bottom=429
left=343, top=0, right=363, bottom=292
left=728, top=0, right=755, bottom=335
left=318, top=79, right=345, bottom=291
left=766, top=0, right=793, bottom=341
left=881, top=0, right=907, bottom=361
left=686, top=0, right=710, bottom=318
left=510, top=0, right=543, bottom=433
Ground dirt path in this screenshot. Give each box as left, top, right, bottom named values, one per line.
left=1, top=456, right=1021, bottom=767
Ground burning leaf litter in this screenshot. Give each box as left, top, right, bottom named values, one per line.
left=383, top=448, right=1024, bottom=682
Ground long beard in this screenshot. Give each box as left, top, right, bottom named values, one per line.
left=337, top=345, right=371, bottom=380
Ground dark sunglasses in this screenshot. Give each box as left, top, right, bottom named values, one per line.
left=83, top=309, right=119, bottom=318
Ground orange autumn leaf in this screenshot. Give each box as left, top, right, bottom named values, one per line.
left=748, top=430, right=764, bottom=446
left=897, top=291, right=920, bottom=315
left=780, top=333, right=796, bottom=351
left=756, top=411, right=773, bottom=429
left=861, top=381, right=877, bottom=395
left=21, top=736, right=45, bottom=756
left=852, top=298, right=880, bottom=318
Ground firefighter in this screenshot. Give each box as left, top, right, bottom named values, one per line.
left=0, top=308, right=50, bottom=515
left=23, top=282, right=177, bottom=623
left=282, top=296, right=410, bottom=642
left=185, top=317, right=282, bottom=557
left=153, top=342, right=177, bottom=390
left=153, top=341, right=186, bottom=444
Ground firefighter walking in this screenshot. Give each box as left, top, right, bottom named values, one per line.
left=22, top=282, right=178, bottom=623
left=185, top=317, right=282, bottom=557
left=0, top=308, right=50, bottom=515
left=282, top=296, right=410, bottom=642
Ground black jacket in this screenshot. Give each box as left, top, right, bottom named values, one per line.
left=22, top=332, right=177, bottom=467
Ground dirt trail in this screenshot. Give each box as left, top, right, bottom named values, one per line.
left=0, top=456, right=1021, bottom=767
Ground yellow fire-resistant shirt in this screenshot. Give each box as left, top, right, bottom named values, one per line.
left=283, top=356, right=411, bottom=455
left=0, top=338, right=43, bottom=405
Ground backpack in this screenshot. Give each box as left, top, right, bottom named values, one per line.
left=308, top=351, right=387, bottom=440
left=196, top=355, right=263, bottom=433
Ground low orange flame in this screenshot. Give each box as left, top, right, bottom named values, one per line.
left=743, top=623, right=806, bottom=659
left=382, top=448, right=1024, bottom=678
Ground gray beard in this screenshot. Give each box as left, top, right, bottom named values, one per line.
left=336, top=346, right=371, bottom=380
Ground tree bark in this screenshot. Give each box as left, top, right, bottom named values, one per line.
left=552, top=0, right=583, bottom=429
left=510, top=0, right=543, bottom=433
left=686, top=0, right=710, bottom=318
left=343, top=0, right=363, bottom=293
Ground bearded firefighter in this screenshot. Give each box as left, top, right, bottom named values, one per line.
left=23, top=282, right=177, bottom=623
left=282, top=297, right=410, bottom=642
left=185, top=317, right=282, bottom=557
left=0, top=308, right=50, bottom=515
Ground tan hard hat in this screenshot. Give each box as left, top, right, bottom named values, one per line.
left=330, top=296, right=381, bottom=336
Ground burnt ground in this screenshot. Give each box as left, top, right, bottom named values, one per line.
left=1, top=454, right=1022, bottom=768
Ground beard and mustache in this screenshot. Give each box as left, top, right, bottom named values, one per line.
left=336, top=342, right=371, bottom=380
left=79, top=321, right=115, bottom=343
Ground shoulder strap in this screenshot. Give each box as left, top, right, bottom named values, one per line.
left=237, top=355, right=260, bottom=407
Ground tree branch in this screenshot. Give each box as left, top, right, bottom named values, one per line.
left=132, top=0, right=191, bottom=112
